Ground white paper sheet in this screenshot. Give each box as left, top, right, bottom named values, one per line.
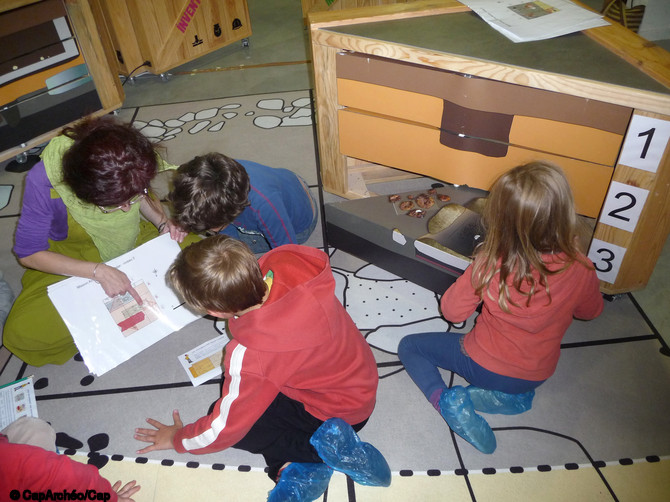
left=47, top=234, right=201, bottom=376
left=460, top=0, right=610, bottom=43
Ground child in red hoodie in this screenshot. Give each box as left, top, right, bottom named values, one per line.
left=399, top=161, right=603, bottom=454
left=134, top=236, right=390, bottom=501
left=1, top=417, right=139, bottom=502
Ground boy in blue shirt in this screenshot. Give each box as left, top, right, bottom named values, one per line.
left=168, top=153, right=318, bottom=252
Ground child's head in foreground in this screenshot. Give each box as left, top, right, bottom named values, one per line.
left=474, top=161, right=589, bottom=309
left=167, top=235, right=266, bottom=317
left=168, top=153, right=251, bottom=234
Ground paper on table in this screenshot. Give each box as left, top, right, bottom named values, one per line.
left=47, top=234, right=201, bottom=376
left=460, top=0, right=610, bottom=43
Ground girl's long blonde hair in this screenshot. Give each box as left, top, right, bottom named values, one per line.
left=472, top=161, right=591, bottom=312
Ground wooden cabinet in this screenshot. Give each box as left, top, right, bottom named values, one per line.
left=309, top=0, right=670, bottom=295
left=0, top=0, right=124, bottom=162
left=91, top=0, right=252, bottom=76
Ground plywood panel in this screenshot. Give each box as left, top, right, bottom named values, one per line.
left=337, top=79, right=626, bottom=165
left=338, top=109, right=613, bottom=218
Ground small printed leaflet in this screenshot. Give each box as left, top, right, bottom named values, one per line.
left=0, top=376, right=38, bottom=430
left=179, top=334, right=230, bottom=386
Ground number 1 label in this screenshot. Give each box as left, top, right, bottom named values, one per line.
left=619, top=116, right=670, bottom=173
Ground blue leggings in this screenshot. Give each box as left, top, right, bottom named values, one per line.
left=398, top=332, right=544, bottom=402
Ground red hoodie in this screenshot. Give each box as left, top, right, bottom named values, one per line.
left=441, top=253, right=603, bottom=381
left=0, top=435, right=118, bottom=502
left=174, top=245, right=378, bottom=454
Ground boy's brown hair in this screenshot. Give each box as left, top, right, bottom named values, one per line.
left=167, top=235, right=266, bottom=315
left=168, top=153, right=251, bottom=233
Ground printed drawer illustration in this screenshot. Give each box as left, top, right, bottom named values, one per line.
left=335, top=52, right=631, bottom=218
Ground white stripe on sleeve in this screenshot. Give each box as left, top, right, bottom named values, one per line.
left=181, top=344, right=246, bottom=451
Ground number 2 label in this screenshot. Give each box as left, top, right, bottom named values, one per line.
left=619, top=116, right=670, bottom=173
left=588, top=239, right=627, bottom=284
left=598, top=181, right=649, bottom=233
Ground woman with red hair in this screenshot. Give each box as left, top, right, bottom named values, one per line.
left=5, top=115, right=194, bottom=366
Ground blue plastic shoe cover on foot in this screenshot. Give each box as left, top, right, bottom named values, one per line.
left=310, top=417, right=391, bottom=487
left=267, top=462, right=333, bottom=502
left=439, top=386, right=497, bottom=454
left=466, top=386, right=534, bottom=415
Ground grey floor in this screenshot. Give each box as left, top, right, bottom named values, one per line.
left=118, top=0, right=670, bottom=345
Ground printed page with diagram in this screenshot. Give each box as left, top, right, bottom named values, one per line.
left=47, top=234, right=201, bottom=376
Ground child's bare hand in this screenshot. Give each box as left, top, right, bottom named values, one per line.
left=134, top=410, right=183, bottom=454
left=113, top=480, right=140, bottom=501
left=166, top=220, right=188, bottom=243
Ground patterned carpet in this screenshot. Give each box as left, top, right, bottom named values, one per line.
left=2, top=91, right=670, bottom=501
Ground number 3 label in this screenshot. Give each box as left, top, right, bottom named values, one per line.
left=588, top=239, right=627, bottom=284
left=598, top=181, right=649, bottom=233
left=619, top=116, right=670, bottom=173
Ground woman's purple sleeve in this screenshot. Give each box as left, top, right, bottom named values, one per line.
left=13, top=162, right=68, bottom=258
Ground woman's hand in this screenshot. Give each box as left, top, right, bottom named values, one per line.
left=18, top=251, right=141, bottom=304
left=93, top=263, right=142, bottom=305
left=134, top=410, right=183, bottom=454
left=112, top=480, right=141, bottom=502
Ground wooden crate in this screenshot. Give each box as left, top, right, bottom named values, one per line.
left=309, top=0, right=670, bottom=295
left=92, top=0, right=252, bottom=76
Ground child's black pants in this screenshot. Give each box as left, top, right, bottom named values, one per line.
left=231, top=391, right=367, bottom=481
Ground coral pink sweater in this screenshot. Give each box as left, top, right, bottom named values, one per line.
left=441, top=253, right=603, bottom=381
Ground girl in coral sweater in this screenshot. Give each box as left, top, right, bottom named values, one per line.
left=399, top=161, right=603, bottom=453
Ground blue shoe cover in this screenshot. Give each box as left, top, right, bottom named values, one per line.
left=310, top=418, right=391, bottom=487
left=467, top=386, right=534, bottom=415
left=267, top=462, right=333, bottom=502
left=439, top=386, right=497, bottom=454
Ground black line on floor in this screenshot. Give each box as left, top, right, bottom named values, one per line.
left=332, top=267, right=352, bottom=313
left=628, top=292, right=670, bottom=354
left=0, top=347, right=14, bottom=375
left=494, top=426, right=618, bottom=501
left=377, top=361, right=402, bottom=368
left=561, top=335, right=658, bottom=349
left=365, top=316, right=447, bottom=336
left=34, top=379, right=221, bottom=401
left=346, top=476, right=356, bottom=501
left=451, top=428, right=478, bottom=502
left=378, top=366, right=404, bottom=380
left=445, top=374, right=478, bottom=501
left=125, top=107, right=140, bottom=124
left=561, top=334, right=658, bottom=349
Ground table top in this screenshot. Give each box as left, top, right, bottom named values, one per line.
left=326, top=11, right=670, bottom=95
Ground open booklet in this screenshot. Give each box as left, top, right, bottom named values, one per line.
left=0, top=376, right=38, bottom=431
left=47, top=234, right=201, bottom=377
left=460, top=0, right=610, bottom=43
